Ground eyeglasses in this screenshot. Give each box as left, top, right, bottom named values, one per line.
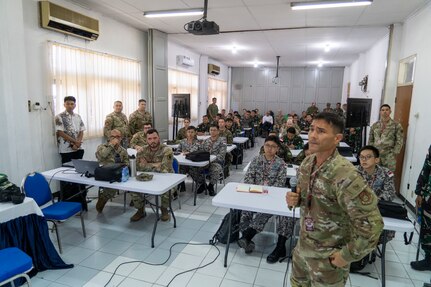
left=359, top=155, right=374, bottom=161
left=264, top=144, right=279, bottom=149
left=110, top=135, right=122, bottom=139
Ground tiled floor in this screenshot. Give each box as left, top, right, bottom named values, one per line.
left=33, top=138, right=430, bottom=287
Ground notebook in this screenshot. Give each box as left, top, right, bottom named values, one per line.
left=236, top=184, right=263, bottom=193
left=71, top=159, right=100, bottom=175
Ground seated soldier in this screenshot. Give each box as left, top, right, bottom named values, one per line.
left=344, top=127, right=361, bottom=154
left=301, top=114, right=313, bottom=131
left=95, top=129, right=129, bottom=213
left=239, top=135, right=295, bottom=263
left=189, top=124, right=226, bottom=196
left=175, top=118, right=190, bottom=142
left=197, top=115, right=211, bottom=135
left=233, top=115, right=242, bottom=136
left=259, top=132, right=293, bottom=164
left=218, top=118, right=233, bottom=177
left=282, top=127, right=304, bottom=150
left=133, top=129, right=175, bottom=222
left=280, top=118, right=301, bottom=136
left=130, top=122, right=152, bottom=152
left=294, top=143, right=311, bottom=165
left=225, top=118, right=236, bottom=136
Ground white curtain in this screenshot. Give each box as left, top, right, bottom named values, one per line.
left=48, top=42, right=141, bottom=139
left=208, top=77, right=227, bottom=112
left=168, top=69, right=199, bottom=123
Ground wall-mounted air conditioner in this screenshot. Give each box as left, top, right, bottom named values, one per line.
left=176, top=55, right=195, bottom=68
left=39, top=1, right=99, bottom=41
left=208, top=64, right=220, bottom=75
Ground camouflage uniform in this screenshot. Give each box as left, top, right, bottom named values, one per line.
left=415, top=144, right=431, bottom=257
left=306, top=106, right=319, bottom=115
left=291, top=150, right=383, bottom=287
left=275, top=114, right=285, bottom=130
left=368, top=118, right=403, bottom=171
left=298, top=118, right=307, bottom=130
left=240, top=155, right=295, bottom=237
left=189, top=137, right=226, bottom=185
left=95, top=143, right=129, bottom=200
left=207, top=103, right=218, bottom=123
left=294, top=150, right=307, bottom=166
left=334, top=108, right=344, bottom=119
left=130, top=131, right=147, bottom=148
left=259, top=144, right=293, bottom=164
left=323, top=108, right=334, bottom=113
left=282, top=135, right=304, bottom=150
left=344, top=128, right=362, bottom=153
left=128, top=110, right=152, bottom=136
left=135, top=144, right=174, bottom=209
left=104, top=112, right=130, bottom=147
left=177, top=139, right=201, bottom=174
left=219, top=128, right=233, bottom=170
left=176, top=127, right=187, bottom=142
left=197, top=122, right=211, bottom=133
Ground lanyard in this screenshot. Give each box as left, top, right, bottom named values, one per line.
left=306, top=156, right=331, bottom=212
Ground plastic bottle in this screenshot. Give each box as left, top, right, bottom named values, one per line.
left=121, top=166, right=129, bottom=182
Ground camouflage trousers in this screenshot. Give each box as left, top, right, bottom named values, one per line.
left=291, top=247, right=350, bottom=287
left=100, top=188, right=169, bottom=209
left=420, top=200, right=431, bottom=255
left=240, top=211, right=296, bottom=238
left=379, top=151, right=396, bottom=172
left=189, top=162, right=223, bottom=185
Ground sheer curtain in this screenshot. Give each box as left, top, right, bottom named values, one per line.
left=48, top=42, right=141, bottom=139
left=208, top=77, right=228, bottom=112
left=168, top=69, right=199, bottom=123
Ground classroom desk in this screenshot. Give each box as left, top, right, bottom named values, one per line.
left=41, top=167, right=186, bottom=247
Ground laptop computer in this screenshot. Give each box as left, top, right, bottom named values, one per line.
left=71, top=159, right=100, bottom=175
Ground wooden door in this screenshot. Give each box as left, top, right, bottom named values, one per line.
left=393, top=85, right=413, bottom=193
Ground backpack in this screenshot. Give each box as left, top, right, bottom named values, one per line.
left=350, top=252, right=377, bottom=276
left=94, top=164, right=125, bottom=183
left=185, top=151, right=210, bottom=162
left=0, top=173, right=25, bottom=204
left=378, top=200, right=413, bottom=245
left=210, top=210, right=242, bottom=244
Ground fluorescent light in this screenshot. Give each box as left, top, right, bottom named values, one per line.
left=318, top=61, right=324, bottom=67
left=291, top=0, right=372, bottom=10
left=143, top=9, right=203, bottom=18
left=253, top=61, right=259, bottom=68
left=232, top=46, right=237, bottom=54
left=324, top=44, right=331, bottom=52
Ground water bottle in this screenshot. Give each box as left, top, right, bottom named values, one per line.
left=121, top=166, right=129, bottom=182
left=129, top=155, right=137, bottom=177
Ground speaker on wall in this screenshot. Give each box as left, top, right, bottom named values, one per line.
left=346, top=98, right=372, bottom=128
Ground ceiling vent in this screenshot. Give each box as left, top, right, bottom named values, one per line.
left=176, top=55, right=195, bottom=68
left=208, top=64, right=220, bottom=75
left=39, top=1, right=99, bottom=41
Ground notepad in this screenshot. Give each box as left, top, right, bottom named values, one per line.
left=236, top=184, right=263, bottom=193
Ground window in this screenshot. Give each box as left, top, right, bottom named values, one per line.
left=168, top=69, right=199, bottom=122
left=48, top=42, right=141, bottom=138
left=208, top=77, right=227, bottom=112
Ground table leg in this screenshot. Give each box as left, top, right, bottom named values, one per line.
left=381, top=230, right=387, bottom=287
left=169, top=190, right=177, bottom=228
left=151, top=195, right=160, bottom=248
left=224, top=208, right=233, bottom=268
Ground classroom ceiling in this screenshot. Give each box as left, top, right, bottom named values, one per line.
left=66, top=0, right=430, bottom=67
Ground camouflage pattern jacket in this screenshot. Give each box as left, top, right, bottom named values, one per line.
left=357, top=165, right=395, bottom=201
left=219, top=129, right=233, bottom=144
left=244, top=154, right=286, bottom=187
left=130, top=131, right=147, bottom=148
left=176, top=127, right=187, bottom=142
left=197, top=122, right=211, bottom=133
left=259, top=144, right=293, bottom=164
left=178, top=139, right=201, bottom=153
left=282, top=135, right=304, bottom=150
left=104, top=112, right=130, bottom=140
left=95, top=143, right=129, bottom=165
left=296, top=150, right=383, bottom=261
left=369, top=118, right=403, bottom=155
left=201, top=137, right=226, bottom=164
left=136, top=144, right=173, bottom=173
left=129, top=110, right=152, bottom=136
left=416, top=144, right=431, bottom=199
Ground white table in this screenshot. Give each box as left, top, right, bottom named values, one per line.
left=174, top=154, right=216, bottom=167
left=243, top=162, right=298, bottom=178
left=166, top=143, right=179, bottom=150
left=300, top=134, right=308, bottom=140
left=212, top=181, right=415, bottom=284
left=233, top=137, right=248, bottom=144
left=42, top=167, right=186, bottom=247
left=291, top=149, right=302, bottom=157
left=197, top=135, right=210, bottom=141
left=0, top=197, right=43, bottom=223
left=226, top=145, right=236, bottom=153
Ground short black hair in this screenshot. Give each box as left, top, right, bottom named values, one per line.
left=217, top=113, right=222, bottom=117
left=313, top=112, right=345, bottom=134
left=359, top=145, right=380, bottom=158
left=146, top=129, right=159, bottom=137
left=380, top=104, right=391, bottom=110
left=203, top=115, right=208, bottom=118
left=64, top=96, right=76, bottom=103
left=187, top=126, right=196, bottom=131
left=210, top=123, right=219, bottom=129
left=235, top=115, right=241, bottom=119
left=265, top=135, right=281, bottom=147
left=139, top=99, right=146, bottom=103
left=225, top=118, right=233, bottom=122
left=143, top=122, right=152, bottom=127
left=303, top=143, right=309, bottom=151
left=287, top=127, right=296, bottom=134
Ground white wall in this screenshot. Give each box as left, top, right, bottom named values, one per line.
left=0, top=0, right=146, bottom=184
left=342, top=34, right=389, bottom=124
left=398, top=2, right=431, bottom=204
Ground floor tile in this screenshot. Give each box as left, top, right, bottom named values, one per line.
left=103, top=256, right=141, bottom=276
left=128, top=263, right=167, bottom=283
left=155, top=266, right=194, bottom=287
left=254, top=267, right=286, bottom=287
left=77, top=234, right=113, bottom=250
left=188, top=273, right=222, bottom=287
left=117, top=277, right=153, bottom=287
left=224, top=263, right=258, bottom=284
left=56, top=265, right=101, bottom=287
left=219, top=279, right=253, bottom=287
left=82, top=271, right=125, bottom=287
left=61, top=246, right=95, bottom=265
left=79, top=251, right=119, bottom=270
left=170, top=252, right=204, bottom=270
left=98, top=239, right=133, bottom=255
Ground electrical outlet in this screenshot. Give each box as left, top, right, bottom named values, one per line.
left=27, top=100, right=31, bottom=112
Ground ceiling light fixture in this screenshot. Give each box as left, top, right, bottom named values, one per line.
left=253, top=60, right=259, bottom=68
left=291, top=0, right=372, bottom=10
left=272, top=56, right=281, bottom=84
left=232, top=46, right=237, bottom=54
left=318, top=61, right=324, bottom=68
left=144, top=8, right=204, bottom=18
left=324, top=44, right=331, bottom=52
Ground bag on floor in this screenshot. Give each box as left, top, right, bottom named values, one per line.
left=350, top=252, right=377, bottom=276
left=211, top=209, right=241, bottom=244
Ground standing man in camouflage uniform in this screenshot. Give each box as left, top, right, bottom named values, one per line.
left=334, top=103, right=344, bottom=119
left=239, top=135, right=295, bottom=263
left=323, top=103, right=333, bottom=113
left=104, top=101, right=130, bottom=148
left=411, top=144, right=431, bottom=271
left=286, top=112, right=383, bottom=287
left=95, top=129, right=129, bottom=213
left=55, top=96, right=85, bottom=164
left=190, top=124, right=226, bottom=196
left=133, top=129, right=175, bottom=222
left=283, top=127, right=304, bottom=150
left=130, top=122, right=152, bottom=152
left=368, top=104, right=403, bottom=172
left=207, top=97, right=218, bottom=123
left=129, top=99, right=152, bottom=136
left=306, top=102, right=319, bottom=116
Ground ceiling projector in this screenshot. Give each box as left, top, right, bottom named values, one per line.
left=185, top=19, right=219, bottom=35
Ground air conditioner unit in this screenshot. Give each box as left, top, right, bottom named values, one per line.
left=208, top=64, right=220, bottom=75
left=39, top=1, right=99, bottom=41
left=176, top=55, right=195, bottom=68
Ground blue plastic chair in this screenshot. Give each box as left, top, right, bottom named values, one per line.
left=21, top=172, right=86, bottom=254
left=0, top=247, right=32, bottom=287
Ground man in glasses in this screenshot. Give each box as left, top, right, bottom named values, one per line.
left=286, top=112, right=383, bottom=287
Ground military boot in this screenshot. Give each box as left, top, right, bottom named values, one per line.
left=96, top=197, right=108, bottom=213
left=267, top=235, right=287, bottom=263
left=410, top=253, right=431, bottom=271
left=237, top=228, right=257, bottom=254
left=130, top=207, right=146, bottom=222
left=161, top=207, right=170, bottom=222
left=208, top=183, right=216, bottom=196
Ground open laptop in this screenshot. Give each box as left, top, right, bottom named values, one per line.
left=71, top=159, right=100, bottom=175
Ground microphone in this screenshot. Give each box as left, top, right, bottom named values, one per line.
left=288, top=176, right=297, bottom=210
